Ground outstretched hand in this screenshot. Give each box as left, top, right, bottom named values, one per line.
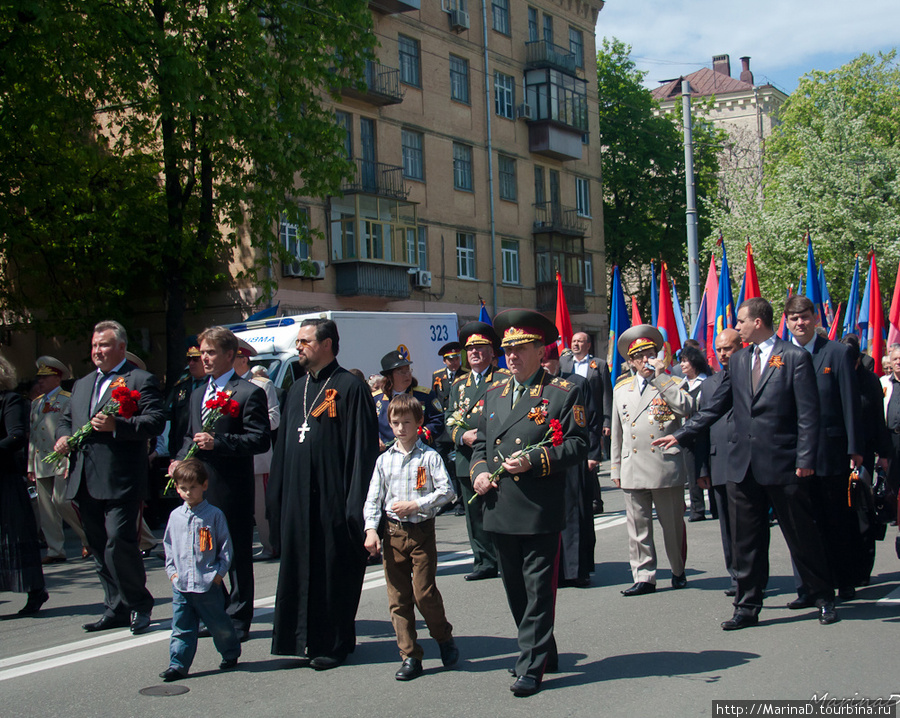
left=651, top=435, right=679, bottom=450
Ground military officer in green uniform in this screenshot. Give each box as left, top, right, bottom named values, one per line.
left=471, top=309, right=588, bottom=697
left=432, top=341, right=468, bottom=515
left=447, top=322, right=507, bottom=580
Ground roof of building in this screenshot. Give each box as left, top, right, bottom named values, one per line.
left=651, top=66, right=754, bottom=102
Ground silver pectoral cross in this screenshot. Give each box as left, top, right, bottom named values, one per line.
left=298, top=420, right=310, bottom=443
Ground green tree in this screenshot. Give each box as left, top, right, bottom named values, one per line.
left=0, top=0, right=375, bottom=380
left=597, top=37, right=723, bottom=317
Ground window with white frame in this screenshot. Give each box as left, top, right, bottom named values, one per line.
left=494, top=71, right=515, bottom=119
left=583, top=254, right=594, bottom=293
left=501, top=239, right=520, bottom=284
left=449, top=55, right=469, bottom=104
left=575, top=177, right=591, bottom=217
left=404, top=226, right=429, bottom=271
left=453, top=143, right=473, bottom=191
left=281, top=209, right=310, bottom=261
left=398, top=35, right=420, bottom=87
left=401, top=129, right=424, bottom=180
left=492, top=0, right=510, bottom=35
left=569, top=27, right=584, bottom=68
left=417, top=226, right=427, bottom=271
left=457, top=232, right=476, bottom=279
left=498, top=154, right=517, bottom=201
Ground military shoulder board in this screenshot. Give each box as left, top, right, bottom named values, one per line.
left=615, top=373, right=632, bottom=389
left=550, top=377, right=573, bottom=392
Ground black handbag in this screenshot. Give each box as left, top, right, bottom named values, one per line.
left=872, top=465, right=898, bottom=527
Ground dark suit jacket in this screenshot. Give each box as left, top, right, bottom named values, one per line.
left=559, top=353, right=612, bottom=430
left=675, top=337, right=819, bottom=485
left=471, top=369, right=588, bottom=534
left=176, top=373, right=269, bottom=517
left=59, top=361, right=165, bottom=501
left=694, top=371, right=734, bottom=486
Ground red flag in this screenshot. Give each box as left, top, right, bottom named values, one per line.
left=554, top=270, right=573, bottom=350
left=631, top=296, right=643, bottom=325
left=703, top=254, right=719, bottom=368
left=828, top=303, right=842, bottom=341
left=888, top=258, right=900, bottom=347
left=656, top=262, right=682, bottom=366
left=743, top=242, right=761, bottom=300
left=869, top=253, right=885, bottom=377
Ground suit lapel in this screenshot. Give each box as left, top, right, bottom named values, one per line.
left=810, top=335, right=827, bottom=373
left=754, top=340, right=782, bottom=397
left=93, top=361, right=134, bottom=413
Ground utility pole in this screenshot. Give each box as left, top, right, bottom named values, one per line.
left=682, top=80, right=700, bottom=325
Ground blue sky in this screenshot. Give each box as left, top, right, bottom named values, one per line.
left=594, top=0, right=897, bottom=94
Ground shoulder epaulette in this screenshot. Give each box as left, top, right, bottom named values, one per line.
left=412, top=385, right=431, bottom=395
left=550, top=376, right=573, bottom=392
left=451, top=374, right=468, bottom=388
left=494, top=368, right=511, bottom=376
left=59, top=390, right=72, bottom=397
left=615, top=373, right=632, bottom=388
left=371, top=389, right=382, bottom=398
left=488, top=375, right=512, bottom=391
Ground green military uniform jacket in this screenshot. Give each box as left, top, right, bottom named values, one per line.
left=447, top=365, right=508, bottom=478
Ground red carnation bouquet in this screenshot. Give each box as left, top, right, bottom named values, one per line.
left=165, top=391, right=239, bottom=493
left=468, top=418, right=565, bottom=504
left=45, top=383, right=141, bottom=465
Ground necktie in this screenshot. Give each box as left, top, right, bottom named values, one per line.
left=201, top=380, right=216, bottom=424
left=512, top=383, right=525, bottom=408
left=751, top=346, right=762, bottom=392
left=91, top=371, right=113, bottom=414
left=473, top=372, right=480, bottom=386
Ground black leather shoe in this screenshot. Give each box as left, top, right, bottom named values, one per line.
left=394, top=657, right=423, bottom=681
left=439, top=639, right=459, bottom=667
left=219, top=658, right=239, bottom=670
left=454, top=504, right=466, bottom=516
left=18, top=589, right=49, bottom=616
left=159, top=667, right=186, bottom=682
left=198, top=626, right=212, bottom=638
left=786, top=595, right=815, bottom=610
left=621, top=582, right=656, bottom=596
left=724, top=587, right=737, bottom=597
left=671, top=573, right=687, bottom=589
left=818, top=601, right=838, bottom=625
left=510, top=675, right=540, bottom=697
left=721, top=613, right=758, bottom=631
left=465, top=568, right=498, bottom=581
left=688, top=515, right=706, bottom=522
left=130, top=611, right=151, bottom=635
left=83, top=614, right=130, bottom=632
left=838, top=587, right=856, bottom=601
left=310, top=655, right=345, bottom=671
left=592, top=499, right=604, bottom=515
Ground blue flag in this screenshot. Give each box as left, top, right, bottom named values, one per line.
left=245, top=302, right=280, bottom=321
left=714, top=243, right=736, bottom=334
left=804, top=237, right=829, bottom=330
left=672, top=280, right=688, bottom=347
left=650, top=260, right=659, bottom=326
left=858, top=261, right=873, bottom=352
left=842, top=257, right=861, bottom=338
left=478, top=299, right=506, bottom=368
left=608, top=265, right=631, bottom=382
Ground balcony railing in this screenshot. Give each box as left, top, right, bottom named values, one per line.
left=525, top=40, right=577, bottom=74
left=532, top=202, right=586, bottom=235
left=341, top=60, right=403, bottom=106
left=341, top=159, right=409, bottom=200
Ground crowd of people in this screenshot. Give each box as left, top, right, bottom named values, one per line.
left=1, top=297, right=898, bottom=698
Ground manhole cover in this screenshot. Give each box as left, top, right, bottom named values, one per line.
left=139, top=684, right=190, bottom=696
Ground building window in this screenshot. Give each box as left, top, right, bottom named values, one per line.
left=534, top=166, right=545, bottom=204
left=457, top=232, right=476, bottom=279
left=401, top=129, right=424, bottom=180
left=575, top=177, right=591, bottom=217
left=418, top=226, right=428, bottom=271
left=453, top=143, right=473, bottom=191
left=527, top=7, right=538, bottom=42
left=583, top=254, right=594, bottom=293
left=491, top=0, right=510, bottom=35
left=525, top=68, right=588, bottom=131
left=335, top=111, right=352, bottom=158
left=498, top=154, right=517, bottom=201
left=569, top=27, right=584, bottom=69
left=542, top=14, right=553, bottom=43
left=282, top=209, right=310, bottom=261
left=449, top=55, right=469, bottom=104
left=501, top=239, right=520, bottom=284
left=398, top=35, right=420, bottom=87
left=494, top=71, right=515, bottom=119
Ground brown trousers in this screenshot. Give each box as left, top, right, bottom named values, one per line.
left=383, top=518, right=453, bottom=660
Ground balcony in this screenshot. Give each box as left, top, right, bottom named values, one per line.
left=369, top=0, right=420, bottom=14
left=341, top=60, right=403, bottom=106
left=525, top=40, right=577, bottom=74
left=334, top=263, right=411, bottom=298
left=533, top=202, right=586, bottom=236
left=341, top=159, right=409, bottom=200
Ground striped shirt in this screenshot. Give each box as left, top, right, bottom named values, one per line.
left=363, top=439, right=456, bottom=530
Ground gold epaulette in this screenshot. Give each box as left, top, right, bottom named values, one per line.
left=59, top=390, right=72, bottom=397
left=615, top=373, right=632, bottom=388
left=550, top=376, right=573, bottom=392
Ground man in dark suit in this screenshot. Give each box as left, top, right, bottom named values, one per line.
left=471, top=310, right=588, bottom=697
left=654, top=297, right=837, bottom=629
left=170, top=326, right=270, bottom=641
left=55, top=320, right=165, bottom=634
left=784, top=295, right=863, bottom=603
left=447, top=322, right=505, bottom=580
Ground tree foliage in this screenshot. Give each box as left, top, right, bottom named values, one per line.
left=0, top=0, right=375, bottom=380
left=597, top=37, right=724, bottom=317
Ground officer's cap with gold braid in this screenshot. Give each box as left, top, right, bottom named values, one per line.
left=35, top=355, right=70, bottom=380
left=437, top=341, right=462, bottom=359
left=459, top=321, right=500, bottom=351
left=236, top=338, right=257, bottom=358
left=494, top=309, right=558, bottom=349
left=186, top=345, right=201, bottom=358
left=617, top=324, right=664, bottom=360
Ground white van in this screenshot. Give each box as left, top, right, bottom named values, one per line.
left=227, top=311, right=459, bottom=393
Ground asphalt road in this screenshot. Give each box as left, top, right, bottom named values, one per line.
left=3, top=469, right=900, bottom=718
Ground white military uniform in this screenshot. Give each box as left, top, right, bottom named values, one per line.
left=611, top=372, right=696, bottom=584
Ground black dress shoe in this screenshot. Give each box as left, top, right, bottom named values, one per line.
left=130, top=612, right=151, bottom=635
left=219, top=658, right=239, bottom=670
left=454, top=504, right=466, bottom=516
left=159, top=667, right=186, bottom=682
left=786, top=595, right=815, bottom=610
left=621, top=582, right=656, bottom=596
left=310, top=655, right=345, bottom=671
left=464, top=568, right=498, bottom=581
left=83, top=614, right=130, bottom=632
left=18, top=589, right=49, bottom=616
left=721, top=613, right=758, bottom=631
left=724, top=587, right=737, bottom=597
left=592, top=499, right=604, bottom=515
left=671, top=573, right=687, bottom=589
left=818, top=601, right=838, bottom=625
left=394, top=657, right=423, bottom=681
left=198, top=626, right=212, bottom=638
left=688, top=515, right=706, bottom=522
left=510, top=675, right=540, bottom=697
left=439, top=639, right=459, bottom=667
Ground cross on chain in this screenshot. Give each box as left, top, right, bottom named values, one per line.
left=297, top=420, right=311, bottom=443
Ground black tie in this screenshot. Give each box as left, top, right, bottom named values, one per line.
left=751, top=346, right=762, bottom=392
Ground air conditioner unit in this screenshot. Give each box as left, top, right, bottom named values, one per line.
left=413, top=270, right=433, bottom=288
left=516, top=103, right=534, bottom=121
left=282, top=258, right=325, bottom=279
left=449, top=8, right=469, bottom=31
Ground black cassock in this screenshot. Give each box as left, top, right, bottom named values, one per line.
left=267, top=360, right=379, bottom=658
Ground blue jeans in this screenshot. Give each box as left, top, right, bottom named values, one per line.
left=169, top=585, right=240, bottom=672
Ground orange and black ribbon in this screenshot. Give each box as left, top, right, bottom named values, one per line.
left=311, top=389, right=339, bottom=418
left=199, top=527, right=213, bottom=552
left=416, top=466, right=427, bottom=490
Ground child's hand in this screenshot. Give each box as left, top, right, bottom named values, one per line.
left=213, top=574, right=224, bottom=585
left=364, top=529, right=381, bottom=557
left=391, top=500, right=418, bottom=518
left=171, top=573, right=178, bottom=583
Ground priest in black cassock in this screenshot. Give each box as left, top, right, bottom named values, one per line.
left=267, top=318, right=379, bottom=670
